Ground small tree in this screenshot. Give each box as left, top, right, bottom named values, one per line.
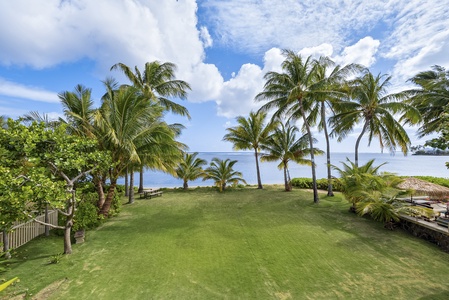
left=175, top=152, right=207, bottom=190
left=203, top=158, right=246, bottom=192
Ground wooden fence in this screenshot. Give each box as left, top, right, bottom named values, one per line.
left=0, top=210, right=58, bottom=250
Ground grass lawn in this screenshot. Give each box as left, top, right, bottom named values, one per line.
left=2, top=186, right=449, bottom=299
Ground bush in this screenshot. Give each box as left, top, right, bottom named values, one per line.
left=73, top=192, right=103, bottom=231
left=291, top=178, right=342, bottom=192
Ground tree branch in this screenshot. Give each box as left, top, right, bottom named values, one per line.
left=23, top=212, right=64, bottom=230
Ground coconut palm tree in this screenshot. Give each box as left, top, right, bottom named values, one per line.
left=175, top=152, right=207, bottom=190
left=330, top=71, right=420, bottom=167
left=261, top=122, right=323, bottom=191
left=223, top=111, right=276, bottom=189
left=203, top=158, right=246, bottom=192
left=95, top=81, right=172, bottom=215
left=256, top=50, right=324, bottom=203
left=407, top=65, right=449, bottom=137
left=306, top=57, right=361, bottom=196
left=110, top=61, right=191, bottom=118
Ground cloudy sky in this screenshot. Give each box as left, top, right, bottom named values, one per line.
left=0, top=0, right=448, bottom=153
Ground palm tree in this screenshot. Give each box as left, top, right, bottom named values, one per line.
left=110, top=61, right=191, bottom=118
left=111, top=61, right=191, bottom=191
left=333, top=159, right=388, bottom=212
left=407, top=65, right=449, bottom=137
left=307, top=57, right=361, bottom=196
left=256, top=50, right=323, bottom=203
left=261, top=122, right=323, bottom=191
left=175, top=152, right=207, bottom=190
left=330, top=71, right=420, bottom=167
left=95, top=81, right=169, bottom=215
left=203, top=158, right=246, bottom=192
left=223, top=111, right=276, bottom=189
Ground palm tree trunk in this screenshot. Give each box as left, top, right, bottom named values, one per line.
left=183, top=180, right=188, bottom=190
left=355, top=120, right=369, bottom=167
left=254, top=148, right=263, bottom=189
left=322, top=104, right=334, bottom=196
left=138, top=164, right=144, bottom=193
left=94, top=175, right=105, bottom=210
left=283, top=164, right=291, bottom=191
left=128, top=168, right=135, bottom=204
left=100, top=179, right=117, bottom=217
left=299, top=98, right=319, bottom=203
left=124, top=167, right=129, bottom=197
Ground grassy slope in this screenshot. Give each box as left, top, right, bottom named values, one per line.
left=2, top=186, right=449, bottom=299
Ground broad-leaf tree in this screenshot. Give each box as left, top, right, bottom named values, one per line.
left=223, top=111, right=276, bottom=189
left=261, top=122, right=323, bottom=191
left=203, top=158, right=246, bottom=192
left=175, top=152, right=207, bottom=190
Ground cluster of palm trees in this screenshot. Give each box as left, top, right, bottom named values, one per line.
left=223, top=50, right=449, bottom=204
left=48, top=61, right=191, bottom=216
left=175, top=153, right=246, bottom=192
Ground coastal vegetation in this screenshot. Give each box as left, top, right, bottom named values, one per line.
left=2, top=188, right=449, bottom=299
left=1, top=53, right=449, bottom=297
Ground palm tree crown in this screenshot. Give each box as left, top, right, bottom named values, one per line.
left=176, top=152, right=207, bottom=190
left=203, top=158, right=246, bottom=192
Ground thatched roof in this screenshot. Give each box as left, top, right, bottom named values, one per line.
left=397, top=177, right=449, bottom=199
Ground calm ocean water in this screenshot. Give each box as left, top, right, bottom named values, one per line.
left=120, top=152, right=449, bottom=188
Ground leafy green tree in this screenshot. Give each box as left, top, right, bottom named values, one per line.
left=223, top=111, right=276, bottom=189
left=261, top=122, right=323, bottom=191
left=0, top=120, right=108, bottom=255
left=330, top=71, right=420, bottom=166
left=407, top=65, right=449, bottom=138
left=175, top=152, right=207, bottom=190
left=203, top=158, right=246, bottom=192
left=256, top=50, right=323, bottom=203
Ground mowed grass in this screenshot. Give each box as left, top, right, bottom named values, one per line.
left=2, top=186, right=449, bottom=299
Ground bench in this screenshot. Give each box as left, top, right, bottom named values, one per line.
left=139, top=189, right=162, bottom=199
left=436, top=217, right=449, bottom=228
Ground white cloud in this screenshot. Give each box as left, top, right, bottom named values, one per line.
left=202, top=0, right=391, bottom=54
left=299, top=44, right=334, bottom=59
left=0, top=0, right=223, bottom=103
left=334, top=37, right=380, bottom=67
left=199, top=26, right=213, bottom=48
left=0, top=78, right=59, bottom=103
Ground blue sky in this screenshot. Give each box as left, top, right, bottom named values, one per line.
left=0, top=0, right=448, bottom=153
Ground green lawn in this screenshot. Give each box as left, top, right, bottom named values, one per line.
left=2, top=186, right=449, bottom=299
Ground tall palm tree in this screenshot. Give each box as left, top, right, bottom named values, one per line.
left=330, top=71, right=420, bottom=166
left=223, top=111, right=276, bottom=189
left=58, top=84, right=96, bottom=137
left=95, top=81, right=170, bottom=216
left=407, top=65, right=449, bottom=137
left=307, top=57, right=361, bottom=196
left=256, top=50, right=324, bottom=203
left=203, top=158, right=246, bottom=192
left=175, top=152, right=207, bottom=190
left=110, top=61, right=191, bottom=118
left=261, top=122, right=323, bottom=191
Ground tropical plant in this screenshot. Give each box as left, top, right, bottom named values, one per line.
left=330, top=71, right=421, bottom=166
left=256, top=50, right=324, bottom=203
left=175, top=152, right=207, bottom=190
left=203, top=158, right=246, bottom=192
left=95, top=81, right=169, bottom=215
left=407, top=65, right=449, bottom=138
left=306, top=57, right=361, bottom=196
left=261, top=122, right=323, bottom=191
left=223, top=111, right=276, bottom=189
left=110, top=61, right=191, bottom=118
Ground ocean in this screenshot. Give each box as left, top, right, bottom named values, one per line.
left=120, top=152, right=449, bottom=189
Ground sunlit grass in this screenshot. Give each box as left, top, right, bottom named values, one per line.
left=2, top=185, right=449, bottom=299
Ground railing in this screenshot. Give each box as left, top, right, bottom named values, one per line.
left=0, top=210, right=58, bottom=250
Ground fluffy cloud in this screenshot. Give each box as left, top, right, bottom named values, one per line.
left=0, top=78, right=59, bottom=103
left=0, top=0, right=222, bottom=103
left=334, top=37, right=380, bottom=67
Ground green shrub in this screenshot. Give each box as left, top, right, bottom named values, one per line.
left=291, top=178, right=342, bottom=192
left=73, top=193, right=103, bottom=231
